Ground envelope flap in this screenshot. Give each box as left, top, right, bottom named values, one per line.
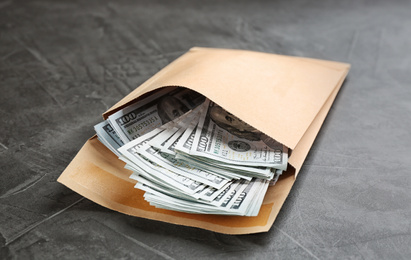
left=104, top=47, right=349, bottom=150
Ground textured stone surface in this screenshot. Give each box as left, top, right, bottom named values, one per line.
left=1, top=0, right=410, bottom=259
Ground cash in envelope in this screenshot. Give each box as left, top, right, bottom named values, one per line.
left=94, top=87, right=287, bottom=216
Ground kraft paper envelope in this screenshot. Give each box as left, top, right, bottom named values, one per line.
left=58, top=47, right=350, bottom=234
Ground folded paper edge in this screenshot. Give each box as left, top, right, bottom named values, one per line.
left=288, top=65, right=350, bottom=176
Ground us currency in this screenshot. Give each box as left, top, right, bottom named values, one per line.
left=210, top=179, right=248, bottom=207
left=132, top=174, right=205, bottom=201
left=94, top=121, right=124, bottom=156
left=174, top=152, right=251, bottom=180
left=133, top=166, right=245, bottom=214
left=118, top=113, right=231, bottom=189
left=151, top=101, right=208, bottom=156
left=190, top=99, right=288, bottom=169
left=142, top=178, right=268, bottom=216
left=158, top=129, right=186, bottom=155
left=135, top=173, right=237, bottom=204
left=196, top=181, right=233, bottom=202
left=173, top=123, right=251, bottom=180
left=121, top=141, right=205, bottom=196
left=125, top=152, right=205, bottom=196
left=143, top=189, right=216, bottom=213
left=148, top=104, right=204, bottom=154
left=135, top=142, right=229, bottom=189
left=108, top=87, right=205, bottom=143
left=117, top=109, right=261, bottom=204
left=118, top=128, right=206, bottom=196
left=174, top=122, right=274, bottom=179
left=176, top=152, right=274, bottom=180
left=174, top=135, right=245, bottom=180
left=142, top=181, right=241, bottom=214
left=128, top=166, right=204, bottom=200
left=229, top=178, right=268, bottom=216
left=173, top=118, right=198, bottom=155
left=204, top=178, right=268, bottom=216
left=253, top=180, right=271, bottom=215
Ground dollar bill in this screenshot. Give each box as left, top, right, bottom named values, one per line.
left=135, top=142, right=229, bottom=189
left=213, top=179, right=248, bottom=208
left=126, top=152, right=205, bottom=196
left=119, top=128, right=205, bottom=196
left=94, top=121, right=124, bottom=156
left=173, top=119, right=198, bottom=155
left=148, top=104, right=203, bottom=153
left=159, top=129, right=186, bottom=155
left=133, top=174, right=205, bottom=201
left=108, top=87, right=205, bottom=143
left=196, top=181, right=233, bottom=202
left=190, top=99, right=288, bottom=169
left=174, top=128, right=250, bottom=180
left=176, top=152, right=274, bottom=179
left=118, top=112, right=231, bottom=189
left=229, top=178, right=268, bottom=216
left=141, top=178, right=267, bottom=216
left=173, top=122, right=275, bottom=180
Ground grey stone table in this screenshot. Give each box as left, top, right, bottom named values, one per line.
left=1, top=0, right=410, bottom=259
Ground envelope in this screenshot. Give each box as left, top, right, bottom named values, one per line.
left=58, top=47, right=350, bottom=234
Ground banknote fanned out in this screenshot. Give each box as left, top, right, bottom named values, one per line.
left=107, top=87, right=205, bottom=143
left=189, top=99, right=288, bottom=169
left=95, top=92, right=287, bottom=216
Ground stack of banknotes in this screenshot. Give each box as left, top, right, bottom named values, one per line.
left=94, top=87, right=288, bottom=216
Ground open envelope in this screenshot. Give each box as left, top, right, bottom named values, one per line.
left=58, top=47, right=350, bottom=234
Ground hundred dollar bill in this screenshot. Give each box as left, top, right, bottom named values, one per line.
left=143, top=190, right=216, bottom=213
left=174, top=127, right=252, bottom=180
left=142, top=181, right=239, bottom=214
left=196, top=181, right=233, bottom=202
left=209, top=177, right=267, bottom=216
left=174, top=122, right=274, bottom=179
left=125, top=150, right=205, bottom=196
left=247, top=180, right=270, bottom=216
left=141, top=178, right=266, bottom=216
left=229, top=178, right=267, bottom=216
left=94, top=121, right=125, bottom=156
left=118, top=128, right=205, bottom=195
left=174, top=152, right=252, bottom=180
left=135, top=142, right=229, bottom=189
left=173, top=119, right=198, bottom=155
left=190, top=99, right=288, bottom=169
left=135, top=173, right=237, bottom=205
left=117, top=109, right=230, bottom=189
left=176, top=152, right=274, bottom=179
left=213, top=179, right=249, bottom=209
left=158, top=129, right=186, bottom=155
left=191, top=178, right=262, bottom=215
left=148, top=104, right=203, bottom=153
left=128, top=165, right=205, bottom=200
left=108, top=87, right=205, bottom=143
left=133, top=174, right=205, bottom=201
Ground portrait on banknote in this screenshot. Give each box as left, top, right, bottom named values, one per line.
left=209, top=104, right=280, bottom=150
left=157, top=95, right=190, bottom=123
